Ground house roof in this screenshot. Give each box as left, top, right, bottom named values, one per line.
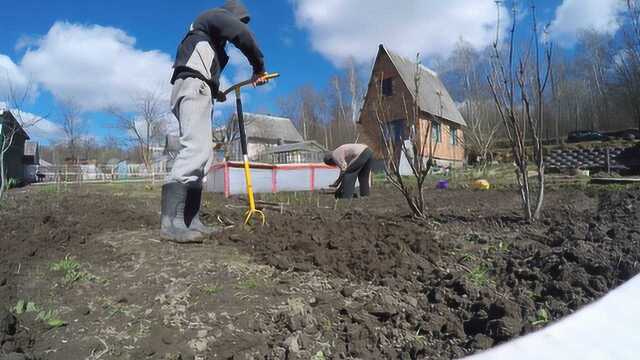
left=264, top=140, right=327, bottom=154
left=234, top=113, right=303, bottom=143
left=379, top=45, right=467, bottom=127
left=0, top=110, right=30, bottom=140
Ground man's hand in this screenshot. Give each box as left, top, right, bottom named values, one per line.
left=252, top=72, right=269, bottom=87
left=215, top=91, right=227, bottom=103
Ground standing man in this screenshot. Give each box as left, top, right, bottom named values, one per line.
left=324, top=144, right=374, bottom=199
left=162, top=0, right=270, bottom=243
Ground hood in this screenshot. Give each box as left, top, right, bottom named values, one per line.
left=221, top=0, right=251, bottom=23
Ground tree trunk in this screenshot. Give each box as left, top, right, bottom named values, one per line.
left=0, top=148, right=6, bottom=201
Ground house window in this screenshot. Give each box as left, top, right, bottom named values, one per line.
left=450, top=126, right=458, bottom=146
left=432, top=122, right=441, bottom=144
left=382, top=77, right=393, bottom=96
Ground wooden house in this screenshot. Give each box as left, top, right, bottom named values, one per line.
left=358, top=45, right=467, bottom=168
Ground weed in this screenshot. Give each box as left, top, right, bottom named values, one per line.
left=460, top=253, right=476, bottom=263
left=203, top=285, right=224, bottom=295
left=405, top=328, right=428, bottom=348
left=50, top=255, right=90, bottom=284
left=236, top=278, right=258, bottom=290
left=7, top=178, right=18, bottom=189
left=311, top=351, right=327, bottom=360
left=531, top=307, right=551, bottom=326
left=467, top=265, right=491, bottom=287
left=488, top=240, right=511, bottom=253
left=13, top=300, right=66, bottom=328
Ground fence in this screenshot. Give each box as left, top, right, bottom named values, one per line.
left=255, top=151, right=325, bottom=165
left=27, top=163, right=168, bottom=185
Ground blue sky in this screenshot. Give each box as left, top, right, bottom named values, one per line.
left=0, top=0, right=626, bottom=144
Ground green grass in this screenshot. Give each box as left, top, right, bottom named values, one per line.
left=202, top=285, right=224, bottom=295
left=531, top=307, right=551, bottom=326
left=311, top=352, right=327, bottom=360
left=467, top=265, right=491, bottom=287
left=13, top=300, right=66, bottom=328
left=236, top=278, right=258, bottom=290
left=50, top=256, right=90, bottom=285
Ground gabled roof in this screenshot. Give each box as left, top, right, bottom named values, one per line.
left=378, top=45, right=467, bottom=127
left=0, top=110, right=30, bottom=139
left=264, top=140, right=327, bottom=154
left=233, top=113, right=303, bottom=143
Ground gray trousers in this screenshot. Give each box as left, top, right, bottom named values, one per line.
left=166, top=77, right=214, bottom=185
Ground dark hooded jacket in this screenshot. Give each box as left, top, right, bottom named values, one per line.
left=171, top=0, right=265, bottom=94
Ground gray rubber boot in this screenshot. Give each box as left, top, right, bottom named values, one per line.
left=161, top=183, right=204, bottom=244
left=185, top=182, right=223, bottom=235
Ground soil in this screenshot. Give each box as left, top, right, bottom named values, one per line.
left=0, top=184, right=639, bottom=359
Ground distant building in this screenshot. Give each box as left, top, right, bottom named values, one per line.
left=227, top=113, right=303, bottom=161
left=0, top=110, right=30, bottom=186
left=257, top=140, right=327, bottom=164
left=358, top=45, right=467, bottom=168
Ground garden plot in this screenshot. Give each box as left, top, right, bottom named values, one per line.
left=0, top=184, right=639, bottom=359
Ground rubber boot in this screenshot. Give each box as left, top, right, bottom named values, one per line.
left=185, top=181, right=223, bottom=235
left=160, top=183, right=204, bottom=244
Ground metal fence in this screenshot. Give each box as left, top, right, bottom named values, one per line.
left=255, top=151, right=325, bottom=165
left=27, top=163, right=168, bottom=185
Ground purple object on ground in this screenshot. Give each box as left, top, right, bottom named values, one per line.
left=436, top=180, right=449, bottom=189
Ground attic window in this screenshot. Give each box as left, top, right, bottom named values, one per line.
left=382, top=77, right=393, bottom=96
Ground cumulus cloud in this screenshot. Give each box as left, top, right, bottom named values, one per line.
left=550, top=0, right=625, bottom=46
left=290, top=0, right=508, bottom=65
left=0, top=55, right=32, bottom=100
left=20, top=22, right=173, bottom=112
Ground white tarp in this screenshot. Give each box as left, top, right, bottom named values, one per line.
left=465, top=274, right=640, bottom=360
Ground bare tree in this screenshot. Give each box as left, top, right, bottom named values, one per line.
left=374, top=55, right=438, bottom=219
left=59, top=99, right=86, bottom=164
left=450, top=41, right=502, bottom=167
left=0, top=79, right=43, bottom=200
left=108, top=90, right=168, bottom=171
left=616, top=0, right=640, bottom=130
left=488, top=4, right=552, bottom=222
left=212, top=113, right=256, bottom=161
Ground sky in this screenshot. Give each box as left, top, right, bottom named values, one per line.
left=0, top=0, right=628, bottom=144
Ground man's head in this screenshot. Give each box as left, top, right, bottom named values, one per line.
left=323, top=152, right=335, bottom=166
left=222, top=0, right=251, bottom=24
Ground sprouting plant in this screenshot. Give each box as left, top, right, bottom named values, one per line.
left=50, top=255, right=89, bottom=284
left=467, top=265, right=490, bottom=287
left=405, top=328, right=428, bottom=348
left=311, top=351, right=327, bottom=360
left=203, top=285, right=224, bottom=295
left=236, top=278, right=258, bottom=290
left=13, top=300, right=65, bottom=328
left=531, top=308, right=551, bottom=326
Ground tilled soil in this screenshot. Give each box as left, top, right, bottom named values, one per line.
left=0, top=185, right=639, bottom=359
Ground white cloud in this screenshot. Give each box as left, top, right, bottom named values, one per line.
left=20, top=22, right=173, bottom=112
left=550, top=0, right=625, bottom=46
left=290, top=0, right=508, bottom=65
left=0, top=54, right=31, bottom=100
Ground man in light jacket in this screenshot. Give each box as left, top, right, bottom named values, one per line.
left=324, top=144, right=374, bottom=199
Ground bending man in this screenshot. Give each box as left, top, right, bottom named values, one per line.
left=324, top=144, right=374, bottom=199
left=162, top=0, right=269, bottom=243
